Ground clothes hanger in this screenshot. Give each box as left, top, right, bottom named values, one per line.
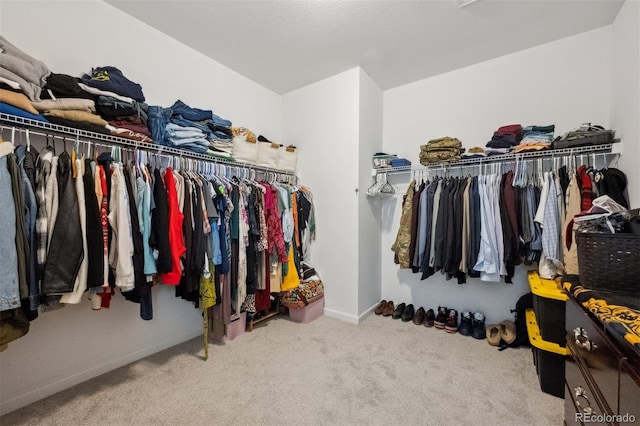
left=379, top=172, right=395, bottom=195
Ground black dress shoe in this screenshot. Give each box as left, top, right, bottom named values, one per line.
left=401, top=304, right=415, bottom=322
left=392, top=303, right=406, bottom=319
left=412, top=307, right=426, bottom=325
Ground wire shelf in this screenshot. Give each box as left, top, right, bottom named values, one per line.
left=373, top=143, right=615, bottom=176
left=0, top=112, right=297, bottom=177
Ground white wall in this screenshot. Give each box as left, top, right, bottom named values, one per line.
left=381, top=27, right=613, bottom=324
left=612, top=0, right=640, bottom=208
left=0, top=0, right=282, bottom=415
left=0, top=0, right=282, bottom=141
left=357, top=70, right=383, bottom=318
left=283, top=68, right=361, bottom=323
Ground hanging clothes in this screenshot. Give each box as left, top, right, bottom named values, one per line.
left=42, top=151, right=83, bottom=295
left=391, top=180, right=415, bottom=268
left=0, top=145, right=20, bottom=312
left=60, top=157, right=89, bottom=304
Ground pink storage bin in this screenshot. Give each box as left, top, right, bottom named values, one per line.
left=289, top=297, right=324, bottom=323
left=226, top=312, right=246, bottom=340
left=212, top=311, right=246, bottom=342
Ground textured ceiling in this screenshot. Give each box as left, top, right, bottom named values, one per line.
left=107, top=0, right=624, bottom=94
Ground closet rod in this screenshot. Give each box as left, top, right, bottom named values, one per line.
left=0, top=112, right=297, bottom=177
left=376, top=143, right=615, bottom=175
left=415, top=150, right=619, bottom=176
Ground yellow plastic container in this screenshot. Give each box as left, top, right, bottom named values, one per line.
left=526, top=308, right=569, bottom=398
left=528, top=271, right=568, bottom=346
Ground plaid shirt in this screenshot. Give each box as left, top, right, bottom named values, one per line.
left=35, top=146, right=54, bottom=281
left=541, top=172, right=561, bottom=266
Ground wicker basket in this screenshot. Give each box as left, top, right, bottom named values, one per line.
left=576, top=232, right=640, bottom=295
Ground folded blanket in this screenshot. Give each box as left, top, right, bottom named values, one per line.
left=43, top=116, right=109, bottom=134
left=0, top=102, right=47, bottom=122
left=42, top=109, right=107, bottom=127
left=0, top=88, right=39, bottom=115
left=0, top=36, right=50, bottom=101
left=32, top=98, right=96, bottom=113
left=563, top=277, right=640, bottom=354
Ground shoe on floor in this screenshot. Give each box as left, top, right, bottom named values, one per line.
left=500, top=320, right=517, bottom=345
left=401, top=304, right=415, bottom=322
left=382, top=301, right=395, bottom=317
left=458, top=311, right=472, bottom=336
left=486, top=324, right=502, bottom=346
left=392, top=302, right=406, bottom=319
left=471, top=312, right=486, bottom=340
left=374, top=300, right=387, bottom=315
left=444, top=309, right=458, bottom=334
left=412, top=307, right=426, bottom=325
left=434, top=306, right=448, bottom=329
left=423, top=308, right=435, bottom=327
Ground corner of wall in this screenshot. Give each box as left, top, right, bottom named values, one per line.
left=357, top=69, right=384, bottom=316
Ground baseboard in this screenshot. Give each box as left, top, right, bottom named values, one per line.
left=357, top=302, right=378, bottom=323
left=0, top=329, right=202, bottom=416
left=323, top=307, right=359, bottom=324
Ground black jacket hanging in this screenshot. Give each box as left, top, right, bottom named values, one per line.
left=42, top=152, right=83, bottom=295
left=150, top=167, right=172, bottom=273
left=84, top=158, right=104, bottom=288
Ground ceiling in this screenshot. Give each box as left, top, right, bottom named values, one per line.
left=107, top=0, right=624, bottom=94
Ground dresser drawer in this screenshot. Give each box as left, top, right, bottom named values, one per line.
left=565, top=340, right=614, bottom=425
left=566, top=297, right=620, bottom=413
left=618, top=359, right=640, bottom=421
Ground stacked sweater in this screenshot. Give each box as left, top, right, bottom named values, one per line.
left=80, top=66, right=152, bottom=142
left=0, top=36, right=50, bottom=102
left=35, top=73, right=110, bottom=134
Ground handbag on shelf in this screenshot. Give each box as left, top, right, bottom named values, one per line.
left=231, top=135, right=259, bottom=164
left=277, top=145, right=298, bottom=171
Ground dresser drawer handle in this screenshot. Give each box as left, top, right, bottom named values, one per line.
left=574, top=386, right=596, bottom=415
left=573, top=327, right=597, bottom=352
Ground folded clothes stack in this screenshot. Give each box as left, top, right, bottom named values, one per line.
left=0, top=88, right=48, bottom=122
left=485, top=124, right=522, bottom=150
left=0, top=36, right=50, bottom=102
left=78, top=66, right=152, bottom=142
left=147, top=99, right=234, bottom=157
left=514, top=125, right=554, bottom=152
left=390, top=157, right=411, bottom=168
left=0, top=36, right=50, bottom=121
left=461, top=147, right=487, bottom=159
left=36, top=72, right=111, bottom=134
left=419, top=137, right=464, bottom=165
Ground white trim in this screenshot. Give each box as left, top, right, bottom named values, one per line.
left=323, top=308, right=359, bottom=324
left=357, top=302, right=378, bottom=323
left=0, top=330, right=202, bottom=416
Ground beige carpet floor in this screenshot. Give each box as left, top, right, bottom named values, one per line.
left=1, top=313, right=563, bottom=425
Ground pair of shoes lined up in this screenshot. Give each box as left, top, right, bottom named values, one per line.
left=486, top=320, right=516, bottom=346
left=433, top=306, right=459, bottom=333
left=374, top=300, right=396, bottom=317
left=412, top=307, right=435, bottom=327
left=374, top=300, right=418, bottom=322
left=392, top=303, right=415, bottom=322
left=457, top=311, right=486, bottom=339
left=433, top=307, right=486, bottom=337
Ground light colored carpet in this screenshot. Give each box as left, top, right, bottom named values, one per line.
left=1, top=313, right=563, bottom=425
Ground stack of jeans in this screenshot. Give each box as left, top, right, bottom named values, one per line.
left=165, top=123, right=210, bottom=154
left=147, top=100, right=233, bottom=155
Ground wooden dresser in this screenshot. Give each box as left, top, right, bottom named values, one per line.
left=564, top=294, right=640, bottom=426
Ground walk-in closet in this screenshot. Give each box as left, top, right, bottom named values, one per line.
left=1, top=1, right=639, bottom=425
